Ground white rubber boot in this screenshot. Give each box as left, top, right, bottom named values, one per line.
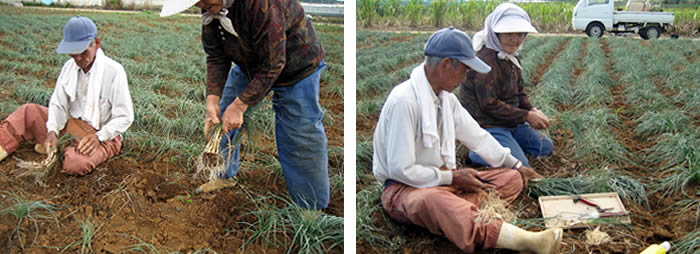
left=0, top=145, right=7, bottom=161
left=496, top=222, right=563, bottom=254
left=194, top=179, right=237, bottom=194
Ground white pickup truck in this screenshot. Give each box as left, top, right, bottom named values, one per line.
left=572, top=0, right=675, bottom=39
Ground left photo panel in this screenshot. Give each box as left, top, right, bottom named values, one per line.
left=0, top=1, right=344, bottom=252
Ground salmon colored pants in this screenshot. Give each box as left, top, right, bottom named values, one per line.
left=381, top=169, right=525, bottom=253
left=0, top=104, right=122, bottom=175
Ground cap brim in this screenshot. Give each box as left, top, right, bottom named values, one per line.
left=493, top=16, right=538, bottom=33
left=160, top=0, right=199, bottom=17
left=460, top=57, right=491, bottom=74
left=56, top=39, right=90, bottom=54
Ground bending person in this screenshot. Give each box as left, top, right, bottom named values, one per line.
left=160, top=0, right=329, bottom=209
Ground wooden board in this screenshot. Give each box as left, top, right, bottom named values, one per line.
left=538, top=192, right=631, bottom=229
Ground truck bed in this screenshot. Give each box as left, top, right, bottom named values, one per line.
left=613, top=11, right=675, bottom=24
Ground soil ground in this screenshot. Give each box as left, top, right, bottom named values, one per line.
left=0, top=99, right=344, bottom=253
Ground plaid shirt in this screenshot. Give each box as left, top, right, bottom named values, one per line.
left=458, top=48, right=533, bottom=129
left=202, top=0, right=324, bottom=106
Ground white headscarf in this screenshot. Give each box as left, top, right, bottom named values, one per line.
left=472, top=3, right=536, bottom=69
left=201, top=0, right=237, bottom=37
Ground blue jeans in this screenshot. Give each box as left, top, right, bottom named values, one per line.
left=218, top=61, right=329, bottom=210
left=469, top=123, right=553, bottom=167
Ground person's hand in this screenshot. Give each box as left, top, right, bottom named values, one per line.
left=221, top=98, right=248, bottom=133
left=44, top=131, right=58, bottom=155
left=452, top=168, right=486, bottom=193
left=525, top=109, right=550, bottom=129
left=205, top=95, right=222, bottom=136
left=77, top=134, right=100, bottom=155
left=517, top=165, right=544, bottom=183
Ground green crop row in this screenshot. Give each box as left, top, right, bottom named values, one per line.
left=607, top=37, right=698, bottom=197
left=520, top=36, right=568, bottom=86
left=529, top=37, right=585, bottom=116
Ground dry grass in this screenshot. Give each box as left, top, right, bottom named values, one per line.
left=474, top=190, right=515, bottom=226
left=105, top=174, right=140, bottom=216
left=11, top=151, right=57, bottom=187
left=584, top=226, right=611, bottom=246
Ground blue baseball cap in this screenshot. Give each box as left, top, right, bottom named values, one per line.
left=424, top=27, right=491, bottom=73
left=56, top=16, right=97, bottom=54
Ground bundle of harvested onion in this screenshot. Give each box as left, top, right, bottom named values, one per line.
left=202, top=124, right=224, bottom=167
left=12, top=150, right=57, bottom=187
left=195, top=124, right=226, bottom=182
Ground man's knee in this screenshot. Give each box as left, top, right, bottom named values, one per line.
left=61, top=151, right=94, bottom=175
left=62, top=160, right=93, bottom=175
left=18, top=103, right=43, bottom=115
left=504, top=170, right=525, bottom=193
left=539, top=137, right=554, bottom=156
left=18, top=103, right=37, bottom=110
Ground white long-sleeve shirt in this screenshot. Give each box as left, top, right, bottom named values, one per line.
left=46, top=54, right=134, bottom=142
left=373, top=65, right=521, bottom=188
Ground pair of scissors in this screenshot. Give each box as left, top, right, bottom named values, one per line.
left=475, top=174, right=493, bottom=184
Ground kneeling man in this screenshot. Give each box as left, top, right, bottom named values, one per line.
left=0, top=16, right=133, bottom=175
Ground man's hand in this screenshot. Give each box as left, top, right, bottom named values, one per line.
left=517, top=165, right=544, bottom=183
left=452, top=168, right=486, bottom=193
left=44, top=131, right=58, bottom=155
left=77, top=134, right=100, bottom=155
left=221, top=98, right=249, bottom=133
left=525, top=109, right=550, bottom=129
left=205, top=95, right=222, bottom=136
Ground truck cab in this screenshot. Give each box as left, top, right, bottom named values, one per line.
left=572, top=0, right=675, bottom=39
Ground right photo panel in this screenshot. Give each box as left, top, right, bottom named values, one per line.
left=356, top=1, right=699, bottom=253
